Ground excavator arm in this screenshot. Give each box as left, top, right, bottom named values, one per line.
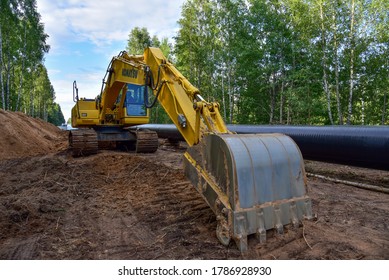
left=143, top=47, right=229, bottom=146
left=99, top=52, right=148, bottom=124
left=71, top=47, right=312, bottom=251
left=142, top=48, right=313, bottom=251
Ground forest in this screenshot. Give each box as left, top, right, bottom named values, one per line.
left=1, top=0, right=388, bottom=126
left=0, top=0, right=64, bottom=125
left=129, top=0, right=388, bottom=125
left=175, top=0, right=389, bottom=125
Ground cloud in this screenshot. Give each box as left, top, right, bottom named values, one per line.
left=38, top=0, right=185, bottom=51
left=36, top=0, right=186, bottom=121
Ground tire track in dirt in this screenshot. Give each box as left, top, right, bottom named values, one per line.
left=60, top=152, right=238, bottom=259
left=123, top=160, right=225, bottom=259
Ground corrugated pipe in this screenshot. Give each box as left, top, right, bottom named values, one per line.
left=134, top=124, right=389, bottom=171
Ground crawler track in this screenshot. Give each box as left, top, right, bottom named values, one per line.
left=69, top=129, right=98, bottom=157
left=135, top=130, right=159, bottom=153
left=69, top=129, right=158, bottom=156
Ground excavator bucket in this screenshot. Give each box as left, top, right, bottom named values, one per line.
left=183, top=133, right=312, bottom=251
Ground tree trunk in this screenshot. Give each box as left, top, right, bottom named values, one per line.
left=382, top=90, right=387, bottom=125
left=269, top=75, right=275, bottom=124
left=347, top=0, right=356, bottom=125
left=44, top=102, right=47, bottom=122
left=17, top=23, right=27, bottom=112
left=332, top=9, right=343, bottom=124
left=279, top=52, right=285, bottom=124
left=228, top=69, right=233, bottom=123
left=320, top=3, right=334, bottom=125
left=308, top=87, right=311, bottom=124
left=30, top=84, right=34, bottom=116
left=30, top=68, right=36, bottom=116
left=361, top=91, right=365, bottom=125
left=221, top=72, right=226, bottom=120
left=279, top=82, right=283, bottom=124
left=287, top=101, right=291, bottom=124
left=10, top=65, right=14, bottom=110
left=6, top=47, right=11, bottom=110
left=0, top=24, right=4, bottom=110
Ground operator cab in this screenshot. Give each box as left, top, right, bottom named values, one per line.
left=125, top=83, right=146, bottom=116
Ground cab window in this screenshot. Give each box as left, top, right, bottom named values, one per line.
left=125, top=84, right=146, bottom=116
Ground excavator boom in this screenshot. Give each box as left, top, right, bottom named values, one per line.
left=70, top=47, right=313, bottom=251
left=142, top=48, right=312, bottom=251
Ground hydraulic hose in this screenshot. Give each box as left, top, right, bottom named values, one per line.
left=144, top=65, right=164, bottom=109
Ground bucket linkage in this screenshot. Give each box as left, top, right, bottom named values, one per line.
left=183, top=133, right=313, bottom=251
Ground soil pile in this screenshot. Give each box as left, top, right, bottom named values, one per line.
left=0, top=110, right=67, bottom=160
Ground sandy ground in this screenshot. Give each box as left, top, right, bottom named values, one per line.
left=0, top=110, right=388, bottom=259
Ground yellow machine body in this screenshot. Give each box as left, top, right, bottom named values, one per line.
left=71, top=53, right=150, bottom=128
left=70, top=52, right=159, bottom=155
left=70, top=47, right=312, bottom=251
left=142, top=48, right=312, bottom=251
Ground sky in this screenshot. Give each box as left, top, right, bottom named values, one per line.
left=36, top=0, right=186, bottom=121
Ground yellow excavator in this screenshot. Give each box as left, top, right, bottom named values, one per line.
left=70, top=51, right=159, bottom=155
left=70, top=47, right=312, bottom=251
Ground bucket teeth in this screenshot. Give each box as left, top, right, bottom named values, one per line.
left=256, top=209, right=266, bottom=243
left=183, top=133, right=313, bottom=251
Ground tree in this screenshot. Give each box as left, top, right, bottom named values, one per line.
left=47, top=102, right=65, bottom=126
left=0, top=0, right=62, bottom=125
left=127, top=27, right=152, bottom=54
left=126, top=27, right=172, bottom=123
left=172, top=0, right=389, bottom=125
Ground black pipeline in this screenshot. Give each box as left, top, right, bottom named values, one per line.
left=134, top=124, right=389, bottom=171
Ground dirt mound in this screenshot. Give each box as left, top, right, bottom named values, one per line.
left=0, top=110, right=67, bottom=160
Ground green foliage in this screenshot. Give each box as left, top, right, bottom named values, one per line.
left=127, top=27, right=152, bottom=54
left=0, top=0, right=62, bottom=126
left=47, top=103, right=65, bottom=126
left=174, top=0, right=389, bottom=125
left=126, top=27, right=172, bottom=123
